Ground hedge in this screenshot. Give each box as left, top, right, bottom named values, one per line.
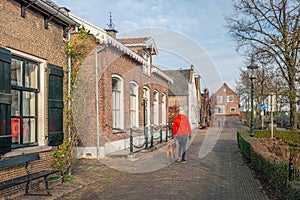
left=237, top=130, right=300, bottom=199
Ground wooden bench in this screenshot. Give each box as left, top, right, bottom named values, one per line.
left=0, top=153, right=59, bottom=196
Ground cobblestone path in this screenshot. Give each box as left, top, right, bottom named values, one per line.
left=59, top=117, right=269, bottom=200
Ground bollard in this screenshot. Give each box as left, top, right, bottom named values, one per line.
left=165, top=124, right=168, bottom=142
left=160, top=125, right=162, bottom=143
left=145, top=126, right=148, bottom=149
left=289, top=155, right=294, bottom=181
left=150, top=125, right=154, bottom=148
left=130, top=128, right=133, bottom=155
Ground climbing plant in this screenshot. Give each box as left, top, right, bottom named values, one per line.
left=52, top=28, right=98, bottom=178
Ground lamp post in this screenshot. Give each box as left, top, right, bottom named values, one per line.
left=247, top=56, right=258, bottom=137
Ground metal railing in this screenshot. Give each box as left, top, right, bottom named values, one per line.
left=129, top=123, right=173, bottom=155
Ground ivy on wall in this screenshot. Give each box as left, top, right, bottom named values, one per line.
left=52, top=29, right=98, bottom=178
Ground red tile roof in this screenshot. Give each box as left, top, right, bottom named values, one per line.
left=118, top=37, right=150, bottom=44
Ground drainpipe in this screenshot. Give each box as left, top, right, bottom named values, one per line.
left=68, top=27, right=78, bottom=140
left=67, top=27, right=78, bottom=175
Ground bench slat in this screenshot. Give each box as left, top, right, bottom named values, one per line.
left=0, top=154, right=40, bottom=168
left=0, top=170, right=59, bottom=190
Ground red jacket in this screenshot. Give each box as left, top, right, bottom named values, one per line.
left=172, top=114, right=192, bottom=136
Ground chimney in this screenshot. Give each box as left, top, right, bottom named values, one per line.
left=189, top=64, right=194, bottom=84
left=105, top=12, right=118, bottom=38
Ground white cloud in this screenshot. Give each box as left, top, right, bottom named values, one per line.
left=52, top=0, right=244, bottom=92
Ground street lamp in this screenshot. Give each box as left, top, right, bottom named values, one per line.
left=247, top=56, right=258, bottom=137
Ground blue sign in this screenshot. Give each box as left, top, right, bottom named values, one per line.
left=260, top=104, right=266, bottom=110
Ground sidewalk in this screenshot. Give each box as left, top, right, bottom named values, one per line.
left=12, top=117, right=269, bottom=200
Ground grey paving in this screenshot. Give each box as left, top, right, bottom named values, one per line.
left=13, top=116, right=269, bottom=200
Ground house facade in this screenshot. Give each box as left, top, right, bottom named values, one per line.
left=163, top=65, right=202, bottom=129
left=0, top=0, right=78, bottom=198
left=213, top=83, right=240, bottom=116
left=69, top=15, right=172, bottom=158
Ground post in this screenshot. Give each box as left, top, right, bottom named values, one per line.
left=271, top=105, right=274, bottom=139
left=247, top=56, right=258, bottom=137
left=165, top=123, right=169, bottom=142
left=250, top=77, right=255, bottom=137
left=261, top=111, right=264, bottom=130
left=150, top=124, right=154, bottom=148
left=289, top=155, right=294, bottom=181
left=130, top=128, right=133, bottom=155
left=143, top=99, right=148, bottom=149
left=160, top=124, right=162, bottom=143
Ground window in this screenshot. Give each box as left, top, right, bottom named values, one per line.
left=130, top=82, right=138, bottom=128
left=230, top=107, right=236, bottom=112
left=112, top=75, right=124, bottom=129
left=153, top=90, right=159, bottom=125
left=215, top=106, right=225, bottom=114
left=227, top=95, right=234, bottom=102
left=143, top=87, right=150, bottom=126
left=11, top=56, right=39, bottom=147
left=142, top=51, right=151, bottom=75
left=161, top=93, right=166, bottom=125
left=217, top=96, right=223, bottom=103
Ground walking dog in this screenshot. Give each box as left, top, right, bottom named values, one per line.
left=166, top=141, right=176, bottom=161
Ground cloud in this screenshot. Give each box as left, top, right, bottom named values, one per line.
left=52, top=0, right=244, bottom=92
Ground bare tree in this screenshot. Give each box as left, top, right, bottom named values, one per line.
left=226, top=0, right=300, bottom=129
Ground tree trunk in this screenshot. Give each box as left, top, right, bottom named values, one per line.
left=289, top=80, right=298, bottom=130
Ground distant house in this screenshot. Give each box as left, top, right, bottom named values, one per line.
left=163, top=65, right=201, bottom=129
left=213, top=83, right=240, bottom=116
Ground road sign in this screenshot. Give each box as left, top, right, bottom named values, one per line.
left=260, top=104, right=266, bottom=111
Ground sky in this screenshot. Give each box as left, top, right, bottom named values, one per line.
left=52, top=0, right=245, bottom=93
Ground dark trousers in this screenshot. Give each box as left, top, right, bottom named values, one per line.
left=176, top=136, right=187, bottom=160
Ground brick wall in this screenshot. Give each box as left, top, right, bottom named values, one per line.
left=74, top=45, right=169, bottom=146
left=0, top=0, right=67, bottom=66
left=0, top=0, right=68, bottom=197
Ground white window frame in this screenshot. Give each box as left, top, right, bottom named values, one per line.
left=9, top=48, right=46, bottom=147
left=153, top=90, right=159, bottom=125
left=217, top=96, right=223, bottom=103
left=130, top=81, right=139, bottom=128
left=161, top=93, right=166, bottom=125
left=215, top=106, right=225, bottom=114
left=143, top=86, right=150, bottom=126
left=112, top=75, right=124, bottom=129
left=227, top=95, right=234, bottom=102
left=230, top=107, right=236, bottom=113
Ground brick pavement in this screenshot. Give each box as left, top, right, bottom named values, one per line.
left=11, top=116, right=269, bottom=200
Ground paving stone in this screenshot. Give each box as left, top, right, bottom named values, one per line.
left=12, top=117, right=269, bottom=200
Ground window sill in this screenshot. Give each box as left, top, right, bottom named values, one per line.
left=3, top=146, right=52, bottom=158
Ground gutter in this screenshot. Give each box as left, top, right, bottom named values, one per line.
left=29, top=0, right=79, bottom=26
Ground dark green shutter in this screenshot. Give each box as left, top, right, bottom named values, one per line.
left=48, top=64, right=64, bottom=146
left=0, top=47, right=12, bottom=154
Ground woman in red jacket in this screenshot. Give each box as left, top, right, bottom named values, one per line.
left=172, top=107, right=192, bottom=163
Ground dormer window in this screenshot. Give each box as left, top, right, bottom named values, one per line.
left=142, top=51, right=150, bottom=64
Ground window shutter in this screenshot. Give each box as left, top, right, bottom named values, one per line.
left=0, top=47, right=12, bottom=154
left=48, top=64, right=64, bottom=146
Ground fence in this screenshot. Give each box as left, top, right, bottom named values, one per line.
left=129, top=124, right=173, bottom=155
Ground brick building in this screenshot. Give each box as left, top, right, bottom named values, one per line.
left=213, top=83, right=240, bottom=116
left=0, top=0, right=78, bottom=198
left=69, top=14, right=172, bottom=158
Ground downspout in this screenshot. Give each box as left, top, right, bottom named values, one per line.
left=68, top=27, right=78, bottom=141
left=67, top=27, right=78, bottom=175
